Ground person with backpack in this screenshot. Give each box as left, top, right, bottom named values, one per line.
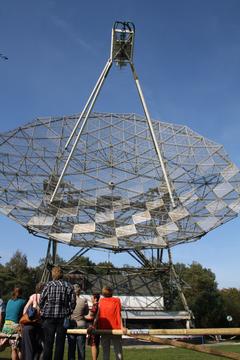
left=21, top=282, right=45, bottom=360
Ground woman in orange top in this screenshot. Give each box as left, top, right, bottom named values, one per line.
left=96, top=286, right=126, bottom=360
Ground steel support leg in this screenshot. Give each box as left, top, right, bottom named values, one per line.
left=129, top=62, right=176, bottom=208
left=65, top=60, right=112, bottom=150
left=167, top=247, right=192, bottom=318
left=52, top=240, right=57, bottom=265
left=41, top=240, right=52, bottom=283
left=50, top=59, right=113, bottom=203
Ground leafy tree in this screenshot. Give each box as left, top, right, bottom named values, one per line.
left=96, top=261, right=115, bottom=275
left=173, top=262, right=226, bottom=327
left=122, top=264, right=136, bottom=269
left=5, top=250, right=28, bottom=274
left=0, top=263, right=13, bottom=301
left=1, top=251, right=39, bottom=300
left=71, top=256, right=96, bottom=268
left=38, top=254, right=67, bottom=267
left=220, top=288, right=240, bottom=327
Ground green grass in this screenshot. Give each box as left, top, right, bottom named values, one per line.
left=1, top=345, right=240, bottom=360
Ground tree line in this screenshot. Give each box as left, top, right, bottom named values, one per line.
left=0, top=250, right=239, bottom=329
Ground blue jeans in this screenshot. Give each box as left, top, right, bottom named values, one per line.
left=22, top=324, right=43, bottom=360
left=67, top=325, right=86, bottom=360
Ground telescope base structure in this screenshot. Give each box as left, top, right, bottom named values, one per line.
left=41, top=244, right=193, bottom=329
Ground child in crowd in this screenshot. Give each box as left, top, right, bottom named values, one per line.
left=86, top=293, right=100, bottom=360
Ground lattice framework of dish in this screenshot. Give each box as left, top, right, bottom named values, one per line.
left=1, top=112, right=240, bottom=249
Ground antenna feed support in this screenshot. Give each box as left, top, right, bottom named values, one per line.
left=111, top=21, right=135, bottom=67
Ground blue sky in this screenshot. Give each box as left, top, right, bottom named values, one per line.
left=0, top=0, right=240, bottom=288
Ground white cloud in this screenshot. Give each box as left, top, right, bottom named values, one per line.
left=51, top=15, right=94, bottom=53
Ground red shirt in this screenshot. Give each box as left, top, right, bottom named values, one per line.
left=98, top=297, right=122, bottom=330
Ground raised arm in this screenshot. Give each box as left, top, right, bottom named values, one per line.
left=23, top=296, right=33, bottom=314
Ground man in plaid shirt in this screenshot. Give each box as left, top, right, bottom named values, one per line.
left=40, top=266, right=76, bottom=360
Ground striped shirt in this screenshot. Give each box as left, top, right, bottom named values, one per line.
left=39, top=280, right=76, bottom=318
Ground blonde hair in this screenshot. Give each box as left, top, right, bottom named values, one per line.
left=51, top=266, right=63, bottom=280
left=102, top=286, right=113, bottom=298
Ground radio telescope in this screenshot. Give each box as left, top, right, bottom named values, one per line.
left=1, top=22, right=240, bottom=321
left=1, top=112, right=240, bottom=250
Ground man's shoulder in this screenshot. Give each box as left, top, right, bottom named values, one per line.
left=43, top=280, right=73, bottom=292
left=42, top=281, right=54, bottom=289
left=100, top=297, right=121, bottom=304
left=107, top=297, right=121, bottom=302
left=111, top=297, right=121, bottom=305
left=45, top=279, right=71, bottom=286
left=62, top=281, right=74, bottom=290
left=41, top=280, right=58, bottom=292
left=78, top=296, right=88, bottom=303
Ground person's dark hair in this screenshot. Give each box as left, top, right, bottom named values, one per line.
left=35, top=282, right=45, bottom=294
left=12, top=287, right=22, bottom=300
left=51, top=266, right=63, bottom=280
left=93, top=293, right=100, bottom=302
left=102, top=286, right=113, bottom=298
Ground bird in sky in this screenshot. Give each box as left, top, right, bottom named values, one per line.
left=0, top=53, right=8, bottom=60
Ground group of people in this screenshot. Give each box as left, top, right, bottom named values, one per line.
left=0, top=266, right=126, bottom=360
